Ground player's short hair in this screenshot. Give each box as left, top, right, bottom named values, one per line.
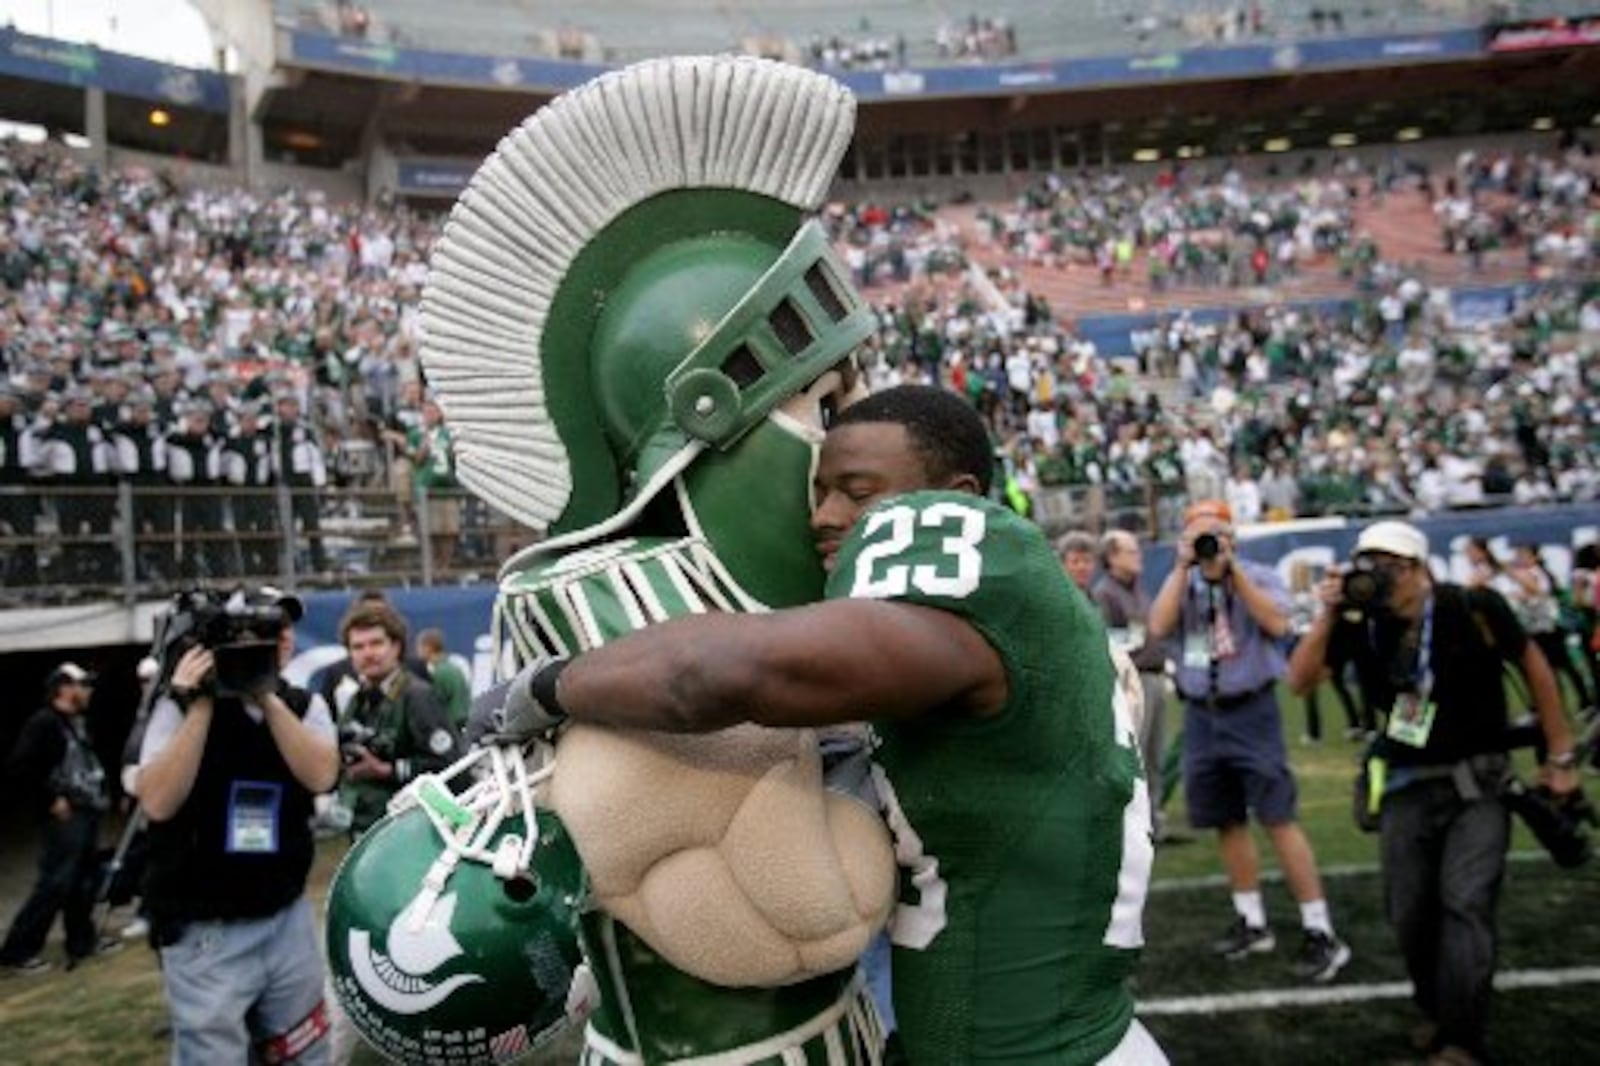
left=833, top=385, right=994, bottom=494
left=416, top=627, right=447, bottom=654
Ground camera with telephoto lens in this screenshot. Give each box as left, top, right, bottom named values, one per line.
left=337, top=718, right=394, bottom=766
left=1499, top=714, right=1596, bottom=868
left=1193, top=532, right=1222, bottom=562
left=1341, top=556, right=1394, bottom=613
left=152, top=589, right=291, bottom=700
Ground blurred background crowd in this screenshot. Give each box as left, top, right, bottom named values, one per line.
left=2, top=136, right=1597, bottom=594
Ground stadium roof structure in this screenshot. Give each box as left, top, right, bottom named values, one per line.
left=1, top=4, right=1598, bottom=190
left=251, top=6, right=1600, bottom=193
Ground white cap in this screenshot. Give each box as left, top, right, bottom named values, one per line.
left=1355, top=520, right=1429, bottom=563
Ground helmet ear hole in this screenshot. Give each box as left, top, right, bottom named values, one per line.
left=503, top=873, right=538, bottom=903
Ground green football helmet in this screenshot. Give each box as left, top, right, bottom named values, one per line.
left=421, top=55, right=873, bottom=610
left=326, top=745, right=591, bottom=1064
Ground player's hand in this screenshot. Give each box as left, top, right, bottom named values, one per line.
left=493, top=660, right=570, bottom=742
left=49, top=796, right=71, bottom=821
left=344, top=745, right=393, bottom=782
left=170, top=647, right=215, bottom=694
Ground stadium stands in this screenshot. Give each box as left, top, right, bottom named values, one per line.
left=3, top=130, right=1594, bottom=601
left=275, top=0, right=1592, bottom=67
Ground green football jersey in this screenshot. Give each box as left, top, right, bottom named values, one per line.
left=824, top=491, right=1153, bottom=1065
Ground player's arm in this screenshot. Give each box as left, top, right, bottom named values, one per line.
left=554, top=598, right=1007, bottom=733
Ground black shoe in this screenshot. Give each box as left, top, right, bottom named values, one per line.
left=1293, top=929, right=1352, bottom=983
left=1, top=956, right=53, bottom=977
left=1212, top=916, right=1275, bottom=959
left=66, top=936, right=123, bottom=971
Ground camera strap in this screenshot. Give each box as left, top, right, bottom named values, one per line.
left=1381, top=595, right=1436, bottom=748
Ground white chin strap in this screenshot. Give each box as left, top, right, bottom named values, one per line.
left=384, top=742, right=554, bottom=930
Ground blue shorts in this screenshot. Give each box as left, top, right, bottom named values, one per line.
left=1182, top=687, right=1299, bottom=829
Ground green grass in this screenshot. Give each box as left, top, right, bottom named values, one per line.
left=2, top=682, right=1593, bottom=1065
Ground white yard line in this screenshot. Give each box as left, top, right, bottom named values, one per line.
left=1150, top=850, right=1546, bottom=894
left=1138, top=967, right=1600, bottom=1016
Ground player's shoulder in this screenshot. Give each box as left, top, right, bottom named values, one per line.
left=828, top=489, right=1053, bottom=603
left=856, top=489, right=1028, bottom=529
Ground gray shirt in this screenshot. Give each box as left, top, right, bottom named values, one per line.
left=1091, top=572, right=1169, bottom=673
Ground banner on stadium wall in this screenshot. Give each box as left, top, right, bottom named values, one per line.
left=1139, top=506, right=1600, bottom=599
left=283, top=30, right=607, bottom=90
left=279, top=505, right=1600, bottom=693
left=1485, top=15, right=1600, bottom=53
left=1075, top=283, right=1538, bottom=357
left=395, top=159, right=480, bottom=196
left=0, top=27, right=229, bottom=113
left=281, top=27, right=1482, bottom=100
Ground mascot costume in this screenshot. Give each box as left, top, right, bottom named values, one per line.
left=326, top=55, right=899, bottom=1065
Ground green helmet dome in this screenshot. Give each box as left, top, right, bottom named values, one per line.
left=592, top=231, right=778, bottom=467
left=326, top=803, right=587, bottom=1063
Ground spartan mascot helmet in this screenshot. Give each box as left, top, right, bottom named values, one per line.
left=327, top=54, right=884, bottom=1062
left=420, top=54, right=873, bottom=609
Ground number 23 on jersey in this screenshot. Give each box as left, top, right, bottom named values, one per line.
left=851, top=502, right=987, bottom=601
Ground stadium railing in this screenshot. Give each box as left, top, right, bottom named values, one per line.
left=0, top=481, right=1554, bottom=604
left=0, top=483, right=532, bottom=604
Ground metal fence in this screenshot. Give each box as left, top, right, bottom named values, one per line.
left=0, top=477, right=1540, bottom=604
left=0, top=483, right=533, bottom=604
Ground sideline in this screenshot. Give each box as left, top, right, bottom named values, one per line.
left=1138, top=966, right=1600, bottom=1015
left=1150, top=850, right=1546, bottom=894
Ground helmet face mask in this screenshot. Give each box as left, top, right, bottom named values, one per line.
left=675, top=360, right=869, bottom=608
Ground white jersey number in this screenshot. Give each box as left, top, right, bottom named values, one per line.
left=1102, top=682, right=1155, bottom=950
left=870, top=764, right=948, bottom=950
left=851, top=503, right=986, bottom=601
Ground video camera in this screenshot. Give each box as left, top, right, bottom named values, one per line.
left=152, top=588, right=300, bottom=700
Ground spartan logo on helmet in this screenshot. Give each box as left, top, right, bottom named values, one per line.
left=325, top=755, right=588, bottom=1065
left=348, top=891, right=485, bottom=1015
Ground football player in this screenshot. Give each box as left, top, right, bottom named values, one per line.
left=510, top=385, right=1167, bottom=1065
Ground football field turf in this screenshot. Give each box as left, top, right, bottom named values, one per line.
left=2, top=684, right=1595, bottom=1064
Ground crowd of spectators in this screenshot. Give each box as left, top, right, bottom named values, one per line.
left=1434, top=147, right=1596, bottom=276
left=0, top=141, right=476, bottom=589
left=934, top=15, right=1018, bottom=62
left=855, top=265, right=1600, bottom=532
left=3, top=135, right=1597, bottom=594
left=977, top=165, right=1369, bottom=292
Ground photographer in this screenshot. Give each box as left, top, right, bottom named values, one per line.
left=1288, top=521, right=1579, bottom=1066
left=1148, top=500, right=1350, bottom=983
left=137, top=590, right=339, bottom=1065
left=0, top=663, right=119, bottom=975
left=335, top=601, right=459, bottom=836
